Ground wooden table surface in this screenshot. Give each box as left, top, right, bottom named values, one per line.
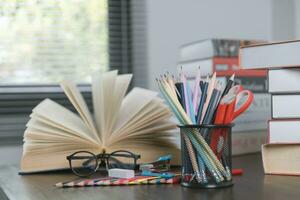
left=0, top=154, right=300, bottom=200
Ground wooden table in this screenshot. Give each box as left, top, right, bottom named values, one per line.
left=0, top=154, right=299, bottom=200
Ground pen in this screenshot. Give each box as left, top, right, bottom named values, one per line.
left=196, top=80, right=208, bottom=124
left=141, top=170, right=175, bottom=179
left=202, top=86, right=222, bottom=125
left=221, top=74, right=235, bottom=98
left=175, top=82, right=183, bottom=107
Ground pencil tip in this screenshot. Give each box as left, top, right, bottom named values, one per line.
left=230, top=73, right=235, bottom=80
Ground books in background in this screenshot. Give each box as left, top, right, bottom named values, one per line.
left=179, top=38, right=270, bottom=155
left=241, top=40, right=300, bottom=176
left=180, top=39, right=262, bottom=61
left=239, top=40, right=300, bottom=69
left=20, top=70, right=180, bottom=174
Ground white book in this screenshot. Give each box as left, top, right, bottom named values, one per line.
left=269, top=69, right=300, bottom=93
left=272, top=95, right=300, bottom=118
left=268, top=120, right=300, bottom=143
left=240, top=40, right=300, bottom=69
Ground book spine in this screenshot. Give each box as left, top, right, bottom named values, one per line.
left=231, top=76, right=267, bottom=93
left=212, top=39, right=240, bottom=57
left=212, top=39, right=262, bottom=58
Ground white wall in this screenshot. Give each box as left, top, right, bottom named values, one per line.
left=145, top=0, right=293, bottom=90
left=295, top=0, right=300, bottom=37
left=272, top=0, right=295, bottom=40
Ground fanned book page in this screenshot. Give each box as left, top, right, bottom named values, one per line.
left=20, top=71, right=180, bottom=174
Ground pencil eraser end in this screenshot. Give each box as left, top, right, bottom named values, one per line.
left=108, top=168, right=135, bottom=179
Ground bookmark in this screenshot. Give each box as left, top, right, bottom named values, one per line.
left=196, top=81, right=208, bottom=124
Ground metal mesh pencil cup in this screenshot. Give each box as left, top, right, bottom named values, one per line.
left=179, top=124, right=234, bottom=189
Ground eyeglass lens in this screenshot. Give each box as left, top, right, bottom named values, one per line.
left=70, top=151, right=98, bottom=176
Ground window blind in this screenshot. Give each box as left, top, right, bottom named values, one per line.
left=108, top=0, right=132, bottom=75
left=0, top=0, right=108, bottom=84
left=0, top=0, right=134, bottom=144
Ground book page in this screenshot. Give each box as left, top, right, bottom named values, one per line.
left=119, top=121, right=176, bottom=138
left=25, top=119, right=93, bottom=146
left=110, top=120, right=176, bottom=145
left=26, top=117, right=79, bottom=139
left=25, top=128, right=82, bottom=144
left=109, top=97, right=174, bottom=145
left=60, top=80, right=100, bottom=143
left=113, top=100, right=164, bottom=134
left=92, top=70, right=117, bottom=144
left=32, top=99, right=98, bottom=146
left=110, top=87, right=158, bottom=140
left=105, top=74, right=132, bottom=138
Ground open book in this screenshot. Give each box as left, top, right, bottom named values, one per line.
left=20, top=71, right=180, bottom=174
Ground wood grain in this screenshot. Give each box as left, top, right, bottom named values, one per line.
left=0, top=154, right=300, bottom=200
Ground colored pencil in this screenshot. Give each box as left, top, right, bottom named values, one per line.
left=55, top=176, right=181, bottom=187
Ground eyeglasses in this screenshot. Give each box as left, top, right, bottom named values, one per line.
left=66, top=150, right=141, bottom=177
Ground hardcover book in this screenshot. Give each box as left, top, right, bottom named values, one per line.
left=268, top=120, right=300, bottom=143
left=268, top=69, right=300, bottom=93
left=180, top=39, right=262, bottom=61
left=262, top=144, right=300, bottom=176
left=239, top=40, right=300, bottom=69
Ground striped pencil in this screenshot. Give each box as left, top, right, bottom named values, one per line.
left=55, top=176, right=181, bottom=187
left=55, top=177, right=115, bottom=188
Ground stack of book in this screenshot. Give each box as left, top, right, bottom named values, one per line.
left=240, top=40, right=300, bottom=176
left=178, top=38, right=270, bottom=155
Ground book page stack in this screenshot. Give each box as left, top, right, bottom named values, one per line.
left=178, top=38, right=269, bottom=155
left=240, top=40, right=300, bottom=176
left=20, top=70, right=180, bottom=174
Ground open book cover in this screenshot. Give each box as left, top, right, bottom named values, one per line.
left=20, top=70, right=180, bottom=174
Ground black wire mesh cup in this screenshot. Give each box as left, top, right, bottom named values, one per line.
left=179, top=124, right=234, bottom=189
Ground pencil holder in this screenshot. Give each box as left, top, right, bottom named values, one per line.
left=179, top=124, right=234, bottom=189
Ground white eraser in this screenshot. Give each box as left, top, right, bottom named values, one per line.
left=108, top=168, right=135, bottom=179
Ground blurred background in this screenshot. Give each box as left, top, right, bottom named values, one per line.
left=0, top=0, right=297, bottom=166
